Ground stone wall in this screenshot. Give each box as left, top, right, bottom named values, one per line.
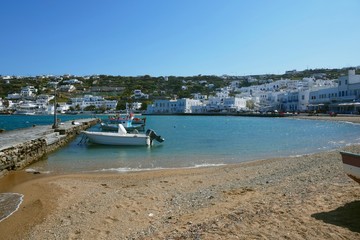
left=0, top=138, right=47, bottom=171
left=0, top=118, right=99, bottom=177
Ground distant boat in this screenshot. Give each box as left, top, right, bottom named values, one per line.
left=82, top=124, right=164, bottom=146
left=132, top=117, right=146, bottom=125
left=108, top=113, right=146, bottom=125
left=64, top=111, right=79, bottom=115
left=14, top=101, right=53, bottom=115
left=340, top=151, right=360, bottom=184
left=13, top=110, right=36, bottom=115
left=14, top=102, right=37, bottom=115
left=0, top=110, right=13, bottom=115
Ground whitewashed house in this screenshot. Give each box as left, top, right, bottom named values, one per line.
left=146, top=98, right=202, bottom=114
left=127, top=102, right=142, bottom=110
left=223, top=97, right=249, bottom=112
left=133, top=90, right=149, bottom=99
left=298, top=89, right=311, bottom=112
left=307, top=70, right=360, bottom=113
left=59, top=84, right=76, bottom=92
left=21, top=86, right=37, bottom=97
left=70, top=95, right=118, bottom=110
left=191, top=93, right=207, bottom=101
left=6, top=93, right=21, bottom=100
left=64, top=79, right=83, bottom=84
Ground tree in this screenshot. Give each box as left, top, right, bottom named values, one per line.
left=98, top=104, right=107, bottom=113
left=2, top=99, right=9, bottom=108
left=246, top=100, right=255, bottom=110
left=140, top=102, right=148, bottom=111
left=116, top=102, right=126, bottom=111
left=84, top=105, right=96, bottom=111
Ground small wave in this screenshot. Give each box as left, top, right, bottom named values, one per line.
left=90, top=167, right=165, bottom=173
left=192, top=163, right=226, bottom=168
left=88, top=163, right=227, bottom=173
left=346, top=142, right=360, bottom=146
left=0, top=193, right=24, bottom=222
left=289, top=154, right=306, bottom=158
left=328, top=140, right=347, bottom=146
left=342, top=121, right=360, bottom=126
left=25, top=168, right=51, bottom=174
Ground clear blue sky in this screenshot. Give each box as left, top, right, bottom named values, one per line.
left=0, top=0, right=359, bottom=77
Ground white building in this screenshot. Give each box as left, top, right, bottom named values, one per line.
left=298, top=89, right=311, bottom=112
left=6, top=93, right=21, bottom=100
left=63, top=79, right=83, bottom=84
left=127, top=102, right=142, bottom=111
left=215, top=87, right=230, bottom=98
left=133, top=90, right=149, bottom=99
left=70, top=95, right=118, bottom=110
left=59, top=84, right=76, bottom=92
left=20, top=86, right=37, bottom=97
left=223, top=97, right=249, bottom=112
left=191, top=93, right=207, bottom=101
left=308, top=70, right=360, bottom=113
left=146, top=98, right=202, bottom=114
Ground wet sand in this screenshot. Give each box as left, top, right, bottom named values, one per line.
left=1, top=115, right=360, bottom=239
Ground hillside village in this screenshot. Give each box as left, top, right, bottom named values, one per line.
left=0, top=67, right=360, bottom=115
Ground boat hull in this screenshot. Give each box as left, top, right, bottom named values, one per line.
left=83, top=131, right=150, bottom=146
left=340, top=151, right=360, bottom=184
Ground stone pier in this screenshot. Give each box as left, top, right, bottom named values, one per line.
left=0, top=118, right=99, bottom=177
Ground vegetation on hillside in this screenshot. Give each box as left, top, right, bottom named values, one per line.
left=0, top=67, right=355, bottom=106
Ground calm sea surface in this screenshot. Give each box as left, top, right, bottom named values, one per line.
left=2, top=115, right=359, bottom=173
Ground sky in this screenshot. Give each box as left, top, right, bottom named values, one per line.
left=0, top=0, right=359, bottom=77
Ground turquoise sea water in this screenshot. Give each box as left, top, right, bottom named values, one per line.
left=6, top=115, right=358, bottom=173
left=2, top=115, right=359, bottom=223
left=0, top=114, right=96, bottom=131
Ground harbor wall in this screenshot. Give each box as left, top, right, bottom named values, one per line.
left=0, top=118, right=99, bottom=177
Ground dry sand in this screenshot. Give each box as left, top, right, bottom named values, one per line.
left=0, top=115, right=360, bottom=239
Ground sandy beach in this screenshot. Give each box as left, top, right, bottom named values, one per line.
left=1, top=115, right=360, bottom=239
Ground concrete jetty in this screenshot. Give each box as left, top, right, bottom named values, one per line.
left=0, top=118, right=99, bottom=177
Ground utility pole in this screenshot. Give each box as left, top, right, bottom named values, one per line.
left=52, top=82, right=59, bottom=129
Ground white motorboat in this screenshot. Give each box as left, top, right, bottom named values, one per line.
left=14, top=102, right=37, bottom=115
left=82, top=124, right=164, bottom=146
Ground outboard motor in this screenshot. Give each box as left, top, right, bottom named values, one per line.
left=146, top=129, right=165, bottom=144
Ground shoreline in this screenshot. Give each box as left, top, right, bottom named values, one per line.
left=1, top=115, right=360, bottom=239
